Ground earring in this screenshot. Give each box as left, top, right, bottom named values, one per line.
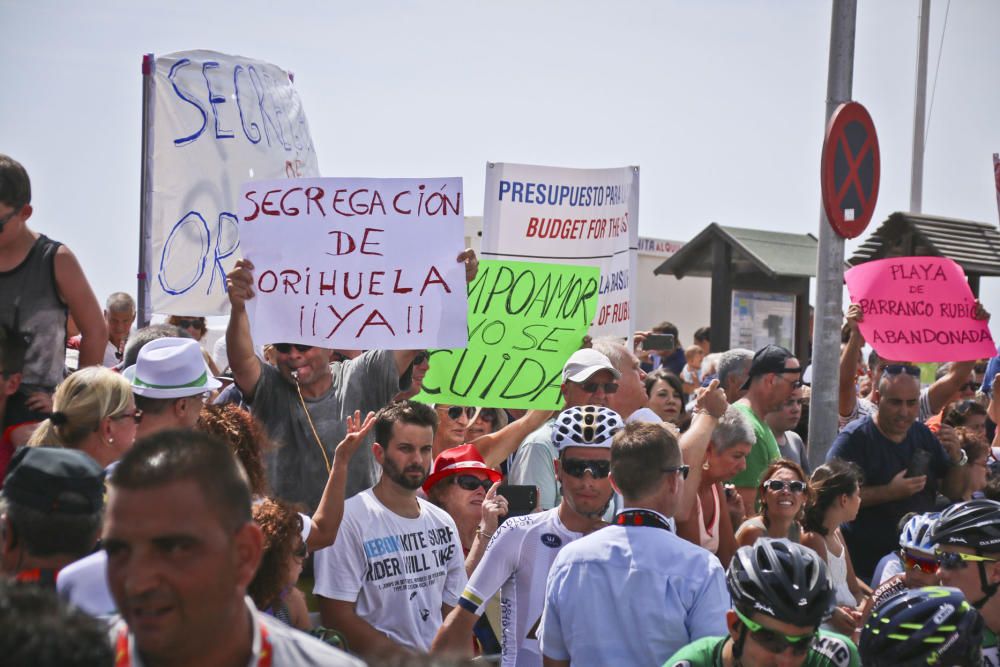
left=703, top=460, right=711, bottom=471
left=107, top=437, right=115, bottom=447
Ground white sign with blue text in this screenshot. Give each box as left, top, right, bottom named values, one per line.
left=148, top=50, right=318, bottom=316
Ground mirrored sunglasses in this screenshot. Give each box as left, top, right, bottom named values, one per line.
left=562, top=458, right=611, bottom=479
left=900, top=550, right=938, bottom=574
left=936, top=549, right=1000, bottom=570
left=763, top=479, right=806, bottom=493
left=442, top=406, right=476, bottom=420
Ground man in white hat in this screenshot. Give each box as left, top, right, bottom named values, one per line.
left=124, top=337, right=221, bottom=438
left=507, top=348, right=621, bottom=511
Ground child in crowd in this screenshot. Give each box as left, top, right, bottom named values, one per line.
left=680, top=345, right=704, bottom=394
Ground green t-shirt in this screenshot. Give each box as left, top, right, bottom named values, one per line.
left=982, top=626, right=999, bottom=666
left=728, top=403, right=781, bottom=488
left=664, top=631, right=860, bottom=667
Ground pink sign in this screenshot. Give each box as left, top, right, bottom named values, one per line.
left=845, top=257, right=995, bottom=363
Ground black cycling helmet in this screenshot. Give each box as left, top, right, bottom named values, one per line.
left=859, top=586, right=983, bottom=667
left=727, top=538, right=834, bottom=629
left=930, top=499, right=1000, bottom=552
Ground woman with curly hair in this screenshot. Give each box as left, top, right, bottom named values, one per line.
left=197, top=403, right=270, bottom=497
left=27, top=366, right=139, bottom=468
left=801, top=460, right=870, bottom=636
left=249, top=497, right=310, bottom=630
left=735, top=457, right=808, bottom=546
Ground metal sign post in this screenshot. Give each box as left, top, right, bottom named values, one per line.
left=137, top=53, right=155, bottom=328
left=808, top=0, right=857, bottom=469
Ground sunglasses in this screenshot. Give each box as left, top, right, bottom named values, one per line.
left=454, top=475, right=493, bottom=492
left=274, top=343, right=314, bottom=354
left=734, top=608, right=815, bottom=655
left=763, top=479, right=806, bottom=493
left=881, top=364, right=921, bottom=377
left=577, top=381, right=619, bottom=394
left=441, top=406, right=477, bottom=420
left=174, top=318, right=204, bottom=330
left=936, top=549, right=1000, bottom=570
left=413, top=352, right=428, bottom=365
left=900, top=549, right=938, bottom=574
left=776, top=375, right=804, bottom=389
left=662, top=464, right=690, bottom=480
left=111, top=409, right=143, bottom=425
left=961, top=382, right=981, bottom=392
left=562, top=458, right=612, bottom=479
left=475, top=409, right=498, bottom=424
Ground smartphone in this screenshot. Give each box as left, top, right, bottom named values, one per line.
left=642, top=333, right=676, bottom=351
left=906, top=449, right=932, bottom=478
left=497, top=485, right=537, bottom=517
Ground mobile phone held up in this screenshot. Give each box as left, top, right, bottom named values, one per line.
left=642, top=333, right=676, bottom=351
left=497, top=485, right=537, bottom=517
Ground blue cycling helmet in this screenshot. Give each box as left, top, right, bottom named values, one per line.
left=899, top=512, right=939, bottom=555
left=859, top=586, right=983, bottom=667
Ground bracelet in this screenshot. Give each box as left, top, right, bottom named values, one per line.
left=475, top=527, right=494, bottom=540
left=694, top=408, right=725, bottom=420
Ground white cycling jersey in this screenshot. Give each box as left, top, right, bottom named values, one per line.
left=459, top=508, right=585, bottom=667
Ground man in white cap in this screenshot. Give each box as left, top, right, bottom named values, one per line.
left=508, top=348, right=621, bottom=511
left=124, top=337, right=220, bottom=438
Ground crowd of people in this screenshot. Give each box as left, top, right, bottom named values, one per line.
left=4, top=148, right=1000, bottom=667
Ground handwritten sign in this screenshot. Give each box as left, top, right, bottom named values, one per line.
left=481, top=163, right=639, bottom=338
left=845, top=257, right=995, bottom=362
left=147, top=50, right=318, bottom=316
left=415, top=260, right=599, bottom=409
left=237, top=177, right=468, bottom=349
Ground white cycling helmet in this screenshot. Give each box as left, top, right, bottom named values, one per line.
left=551, top=406, right=625, bottom=451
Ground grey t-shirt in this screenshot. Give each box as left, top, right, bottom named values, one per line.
left=249, top=350, right=401, bottom=510
left=508, top=419, right=558, bottom=510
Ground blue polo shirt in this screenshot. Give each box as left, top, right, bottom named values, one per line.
left=827, top=416, right=951, bottom=583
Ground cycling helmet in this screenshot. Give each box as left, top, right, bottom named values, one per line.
left=930, top=499, right=1000, bottom=552
left=727, top=538, right=834, bottom=629
left=859, top=586, right=983, bottom=667
left=551, top=406, right=624, bottom=451
left=899, top=512, right=940, bottom=555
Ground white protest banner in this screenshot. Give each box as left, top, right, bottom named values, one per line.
left=146, top=50, right=318, bottom=316
left=481, top=163, right=639, bottom=338
left=236, top=177, right=468, bottom=349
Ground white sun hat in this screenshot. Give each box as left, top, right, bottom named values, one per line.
left=123, top=337, right=222, bottom=399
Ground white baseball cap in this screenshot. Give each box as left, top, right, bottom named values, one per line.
left=123, top=337, right=222, bottom=399
left=562, top=349, right=621, bottom=383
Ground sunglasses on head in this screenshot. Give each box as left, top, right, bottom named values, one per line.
left=662, top=464, right=690, bottom=480
left=453, top=475, right=493, bottom=492
left=274, top=343, right=314, bottom=354
left=763, top=479, right=806, bottom=493
left=441, top=405, right=476, bottom=420
left=936, top=549, right=1000, bottom=570
left=881, top=364, right=921, bottom=377
left=900, top=549, right=938, bottom=574
left=562, top=458, right=612, bottom=479
left=577, top=381, right=618, bottom=394
left=734, top=608, right=815, bottom=655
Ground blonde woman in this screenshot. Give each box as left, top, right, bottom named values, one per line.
left=28, top=366, right=139, bottom=467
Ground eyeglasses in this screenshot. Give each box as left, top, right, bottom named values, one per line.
left=662, top=464, right=690, bottom=480
left=734, top=608, right=815, bottom=655
left=293, top=541, right=308, bottom=561
left=900, top=549, right=938, bottom=574
left=562, top=458, right=612, bottom=479
left=577, top=381, right=619, bottom=394
left=0, top=206, right=20, bottom=233
left=274, top=343, right=313, bottom=354
left=440, top=406, right=476, bottom=421
left=763, top=479, right=806, bottom=493
left=111, top=409, right=143, bottom=425
left=936, top=549, right=1000, bottom=570
left=881, top=364, right=921, bottom=377
left=454, top=475, right=493, bottom=492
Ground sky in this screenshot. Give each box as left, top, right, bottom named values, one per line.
left=2, top=0, right=999, bottom=320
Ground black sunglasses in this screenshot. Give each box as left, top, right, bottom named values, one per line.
left=562, top=458, right=611, bottom=479
left=476, top=409, right=498, bottom=424
left=454, top=475, right=493, bottom=492
left=662, top=464, right=690, bottom=480
left=961, top=381, right=981, bottom=392
left=174, top=318, right=204, bottom=329
left=274, top=343, right=314, bottom=354
left=441, top=406, right=476, bottom=420
left=881, top=364, right=921, bottom=377
left=413, top=352, right=428, bottom=365
left=763, top=479, right=806, bottom=493
left=578, top=381, right=619, bottom=394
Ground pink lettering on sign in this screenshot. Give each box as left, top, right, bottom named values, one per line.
left=844, top=257, right=995, bottom=363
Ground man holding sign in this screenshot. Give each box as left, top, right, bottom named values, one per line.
left=225, top=248, right=478, bottom=511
